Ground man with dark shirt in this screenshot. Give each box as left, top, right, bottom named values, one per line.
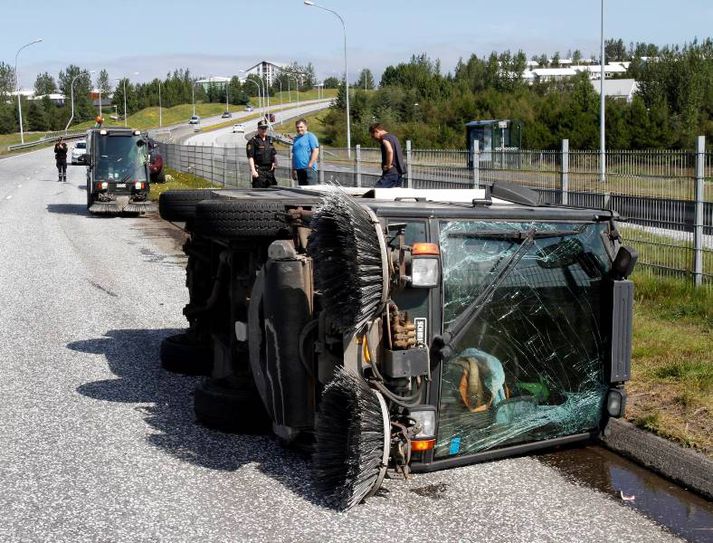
left=246, top=120, right=277, bottom=188
left=369, top=123, right=405, bottom=188
left=54, top=138, right=68, bottom=182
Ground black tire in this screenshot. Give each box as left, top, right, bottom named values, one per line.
left=159, top=189, right=219, bottom=222
left=193, top=199, right=289, bottom=239
left=194, top=377, right=271, bottom=434
left=160, top=333, right=213, bottom=376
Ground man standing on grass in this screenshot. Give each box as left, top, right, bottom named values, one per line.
left=291, top=119, right=320, bottom=185
left=370, top=123, right=405, bottom=188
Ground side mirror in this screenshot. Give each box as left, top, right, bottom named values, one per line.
left=136, top=140, right=146, bottom=148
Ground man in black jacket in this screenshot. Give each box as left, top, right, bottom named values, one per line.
left=369, top=123, right=405, bottom=188
left=54, top=138, right=68, bottom=182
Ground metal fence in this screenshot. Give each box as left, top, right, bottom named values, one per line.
left=158, top=135, right=713, bottom=289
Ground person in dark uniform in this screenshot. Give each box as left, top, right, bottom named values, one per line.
left=247, top=120, right=277, bottom=188
left=369, top=123, right=405, bottom=188
left=54, top=137, right=68, bottom=182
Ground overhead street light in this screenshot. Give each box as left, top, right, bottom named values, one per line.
left=243, top=79, right=263, bottom=113
left=65, top=70, right=96, bottom=133
left=115, top=72, right=139, bottom=127
left=304, top=0, right=351, bottom=156
left=599, top=0, right=606, bottom=183
left=240, top=70, right=264, bottom=112
left=14, top=38, right=43, bottom=145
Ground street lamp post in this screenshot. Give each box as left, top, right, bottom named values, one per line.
left=192, top=81, right=196, bottom=117
left=244, top=79, right=262, bottom=112
left=276, top=78, right=283, bottom=107
left=599, top=0, right=606, bottom=183
left=287, top=75, right=300, bottom=108
left=304, top=1, right=350, bottom=156
left=14, top=38, right=42, bottom=145
left=115, top=72, right=138, bottom=127
left=65, top=70, right=95, bottom=133
left=158, top=79, right=162, bottom=127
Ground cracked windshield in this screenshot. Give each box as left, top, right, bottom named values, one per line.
left=95, top=135, right=148, bottom=182
left=436, top=221, right=612, bottom=458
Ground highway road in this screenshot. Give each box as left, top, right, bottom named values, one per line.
left=0, top=148, right=684, bottom=542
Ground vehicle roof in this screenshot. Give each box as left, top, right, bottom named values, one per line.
left=213, top=186, right=617, bottom=222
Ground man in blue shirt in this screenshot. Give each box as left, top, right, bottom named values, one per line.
left=291, top=119, right=320, bottom=185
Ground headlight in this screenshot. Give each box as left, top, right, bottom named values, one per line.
left=410, top=243, right=440, bottom=288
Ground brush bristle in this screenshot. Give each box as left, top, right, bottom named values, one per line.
left=307, top=191, right=385, bottom=333
left=313, top=367, right=387, bottom=510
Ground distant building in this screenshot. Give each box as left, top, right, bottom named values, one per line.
left=591, top=78, right=639, bottom=103
left=196, top=76, right=231, bottom=92
left=243, top=61, right=285, bottom=86
left=31, top=93, right=65, bottom=106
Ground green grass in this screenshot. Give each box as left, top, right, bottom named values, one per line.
left=149, top=167, right=219, bottom=201
left=0, top=132, right=54, bottom=156
left=628, top=273, right=713, bottom=456
left=273, top=88, right=336, bottom=103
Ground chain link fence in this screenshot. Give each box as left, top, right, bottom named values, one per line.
left=158, top=136, right=713, bottom=289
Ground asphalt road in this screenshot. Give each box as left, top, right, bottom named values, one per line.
left=0, top=148, right=683, bottom=542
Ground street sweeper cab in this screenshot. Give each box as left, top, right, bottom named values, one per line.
left=158, top=183, right=637, bottom=510
left=85, top=128, right=151, bottom=214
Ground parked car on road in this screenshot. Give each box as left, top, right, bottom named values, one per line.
left=148, top=140, right=165, bottom=183
left=189, top=115, right=201, bottom=125
left=71, top=140, right=87, bottom=164
left=221, top=111, right=232, bottom=119
left=232, top=123, right=245, bottom=133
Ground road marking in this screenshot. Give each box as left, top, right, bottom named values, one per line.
left=6, top=195, right=12, bottom=200
left=17, top=184, right=22, bottom=188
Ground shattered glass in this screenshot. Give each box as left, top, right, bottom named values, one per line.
left=435, top=221, right=612, bottom=458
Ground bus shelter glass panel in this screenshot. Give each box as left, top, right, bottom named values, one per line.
left=435, top=221, right=612, bottom=458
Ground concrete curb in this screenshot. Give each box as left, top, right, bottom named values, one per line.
left=601, top=418, right=713, bottom=500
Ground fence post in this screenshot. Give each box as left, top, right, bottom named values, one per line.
left=356, top=144, right=362, bottom=188
left=406, top=140, right=412, bottom=188
left=289, top=146, right=295, bottom=188
left=472, top=139, right=480, bottom=189
left=318, top=148, right=325, bottom=185
left=561, top=139, right=569, bottom=206
left=694, top=135, right=705, bottom=287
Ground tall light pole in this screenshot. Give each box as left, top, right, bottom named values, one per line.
left=14, top=38, right=42, bottom=145
left=65, top=70, right=95, bottom=133
left=599, top=0, right=606, bottom=183
left=192, top=80, right=197, bottom=116
left=158, top=79, right=162, bottom=127
left=304, top=1, right=350, bottom=156
left=225, top=79, right=229, bottom=113
left=244, top=79, right=262, bottom=112
left=276, top=78, right=283, bottom=107
left=240, top=70, right=264, bottom=111
left=115, top=72, right=138, bottom=127
left=287, top=75, right=300, bottom=108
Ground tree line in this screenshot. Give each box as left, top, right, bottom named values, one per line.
left=0, top=61, right=318, bottom=134
left=319, top=38, right=713, bottom=150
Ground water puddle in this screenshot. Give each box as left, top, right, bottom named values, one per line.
left=539, top=445, right=713, bottom=542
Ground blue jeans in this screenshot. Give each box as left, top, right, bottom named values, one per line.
left=296, top=168, right=318, bottom=185
left=375, top=171, right=403, bottom=188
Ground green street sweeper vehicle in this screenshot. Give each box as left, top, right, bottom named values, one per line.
left=158, top=183, right=637, bottom=510
left=85, top=127, right=151, bottom=215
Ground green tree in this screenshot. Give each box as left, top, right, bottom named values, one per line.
left=0, top=62, right=15, bottom=96
left=26, top=100, right=48, bottom=131
left=34, top=72, right=57, bottom=95
left=356, top=69, right=375, bottom=90
left=96, top=69, right=112, bottom=96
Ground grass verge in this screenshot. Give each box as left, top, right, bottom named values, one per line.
left=628, top=273, right=713, bottom=457
left=149, top=167, right=219, bottom=201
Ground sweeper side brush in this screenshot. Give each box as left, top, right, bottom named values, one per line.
left=313, top=367, right=390, bottom=510
left=307, top=191, right=389, bottom=334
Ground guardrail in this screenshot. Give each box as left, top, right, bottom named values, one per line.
left=7, top=131, right=85, bottom=152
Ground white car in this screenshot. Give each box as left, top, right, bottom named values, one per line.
left=188, top=115, right=201, bottom=125
left=71, top=140, right=87, bottom=164
left=232, top=123, right=245, bottom=133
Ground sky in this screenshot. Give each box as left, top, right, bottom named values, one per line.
left=3, top=0, right=713, bottom=89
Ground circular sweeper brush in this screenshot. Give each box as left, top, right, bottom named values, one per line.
left=308, top=190, right=392, bottom=509
left=313, top=366, right=390, bottom=510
